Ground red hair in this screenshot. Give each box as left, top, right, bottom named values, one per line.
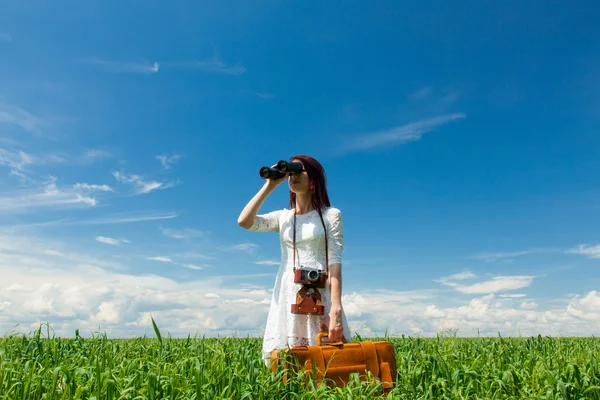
left=288, top=155, right=331, bottom=211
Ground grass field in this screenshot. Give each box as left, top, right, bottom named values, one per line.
left=1, top=321, right=599, bottom=399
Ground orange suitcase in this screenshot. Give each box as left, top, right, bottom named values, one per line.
left=270, top=331, right=397, bottom=392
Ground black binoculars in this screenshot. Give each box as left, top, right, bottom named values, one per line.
left=259, top=160, right=304, bottom=179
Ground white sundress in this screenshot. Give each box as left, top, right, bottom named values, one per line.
left=249, top=206, right=352, bottom=366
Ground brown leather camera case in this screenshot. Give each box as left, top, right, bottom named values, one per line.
left=290, top=286, right=325, bottom=315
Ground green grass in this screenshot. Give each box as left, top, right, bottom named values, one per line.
left=1, top=322, right=599, bottom=399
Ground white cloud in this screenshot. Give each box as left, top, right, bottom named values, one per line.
left=221, top=243, right=259, bottom=254
left=256, top=92, right=276, bottom=99
left=73, top=212, right=179, bottom=226
left=156, top=154, right=180, bottom=170
left=0, top=147, right=72, bottom=183
left=82, top=59, right=159, bottom=74
left=0, top=234, right=124, bottom=272
left=345, top=290, right=600, bottom=338
left=165, top=57, right=246, bottom=75
left=96, top=236, right=128, bottom=246
left=409, top=87, right=432, bottom=101
left=456, top=276, right=535, bottom=294
left=567, top=244, right=600, bottom=259
left=113, top=171, right=177, bottom=195
left=435, top=271, right=535, bottom=294
left=0, top=234, right=269, bottom=337
left=73, top=183, right=114, bottom=192
left=567, top=291, right=600, bottom=321
left=0, top=102, right=45, bottom=134
left=0, top=232, right=599, bottom=338
left=175, top=252, right=214, bottom=260
left=435, top=270, right=476, bottom=286
left=146, top=255, right=208, bottom=271
left=3, top=212, right=180, bottom=230
left=469, top=249, right=543, bottom=262
left=520, top=301, right=538, bottom=310
left=0, top=148, right=35, bottom=181
left=147, top=256, right=174, bottom=263
left=82, top=56, right=245, bottom=76
left=182, top=264, right=204, bottom=270
left=81, top=149, right=111, bottom=162
left=160, top=227, right=204, bottom=240
left=254, top=260, right=280, bottom=266
left=0, top=176, right=99, bottom=213
left=340, top=113, right=465, bottom=153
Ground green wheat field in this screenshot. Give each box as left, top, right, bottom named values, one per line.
left=1, top=321, right=599, bottom=399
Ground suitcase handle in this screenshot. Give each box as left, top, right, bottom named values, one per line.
left=317, top=330, right=346, bottom=346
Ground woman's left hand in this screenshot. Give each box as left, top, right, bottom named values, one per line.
left=320, top=306, right=344, bottom=341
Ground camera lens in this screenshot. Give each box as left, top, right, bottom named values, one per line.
left=308, top=270, right=318, bottom=281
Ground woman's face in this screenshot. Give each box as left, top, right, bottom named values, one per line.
left=288, top=159, right=310, bottom=194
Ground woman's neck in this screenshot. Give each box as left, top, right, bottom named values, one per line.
left=294, top=193, right=314, bottom=214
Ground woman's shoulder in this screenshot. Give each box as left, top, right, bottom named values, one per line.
left=323, top=206, right=342, bottom=220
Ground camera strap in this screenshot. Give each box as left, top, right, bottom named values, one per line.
left=293, top=207, right=329, bottom=273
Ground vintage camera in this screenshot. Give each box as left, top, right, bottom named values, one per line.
left=294, top=266, right=327, bottom=288
left=259, top=160, right=304, bottom=179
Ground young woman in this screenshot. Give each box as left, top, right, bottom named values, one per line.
left=237, top=154, right=352, bottom=366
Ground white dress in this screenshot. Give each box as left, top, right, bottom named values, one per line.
left=249, top=206, right=352, bottom=366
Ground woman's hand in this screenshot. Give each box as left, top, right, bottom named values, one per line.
left=320, top=305, right=344, bottom=341
left=266, top=164, right=287, bottom=189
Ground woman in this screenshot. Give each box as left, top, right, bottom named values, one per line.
left=237, top=154, right=352, bottom=366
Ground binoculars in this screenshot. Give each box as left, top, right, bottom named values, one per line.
left=259, top=160, right=304, bottom=179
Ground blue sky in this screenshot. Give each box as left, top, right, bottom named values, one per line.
left=1, top=0, right=599, bottom=338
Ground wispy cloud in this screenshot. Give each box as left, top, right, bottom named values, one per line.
left=0, top=32, right=11, bottom=42
left=409, top=87, right=432, bottom=101
left=0, top=102, right=45, bottom=134
left=567, top=244, right=600, bottom=259
left=437, top=272, right=536, bottom=294
left=147, top=255, right=207, bottom=271
left=82, top=56, right=245, bottom=76
left=182, top=264, right=204, bottom=270
left=156, top=154, right=180, bottom=170
left=0, top=212, right=180, bottom=232
left=165, top=57, right=246, bottom=75
left=456, top=276, right=535, bottom=294
left=74, top=212, right=179, bottom=225
left=73, top=183, right=114, bottom=192
left=0, top=176, right=100, bottom=214
left=81, top=149, right=111, bottom=163
left=469, top=248, right=558, bottom=262
left=160, top=227, right=204, bottom=240
left=1, top=148, right=104, bottom=184
left=0, top=148, right=35, bottom=181
left=437, top=271, right=476, bottom=282
left=254, top=260, right=280, bottom=266
left=220, top=243, right=259, bottom=254
left=147, top=256, right=173, bottom=263
left=82, top=59, right=159, bottom=74
left=96, top=236, right=129, bottom=246
left=175, top=252, right=214, bottom=260
left=113, top=170, right=178, bottom=195
left=256, top=92, right=276, bottom=99
left=340, top=113, right=465, bottom=153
